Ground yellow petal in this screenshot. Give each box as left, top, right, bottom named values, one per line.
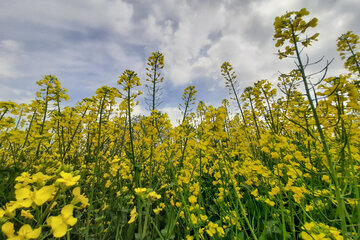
left=56, top=178, right=66, bottom=183
left=47, top=216, right=67, bottom=238
left=60, top=171, right=71, bottom=179
left=1, top=222, right=15, bottom=237
left=79, top=196, right=89, bottom=208
left=4, top=202, right=19, bottom=218
left=53, top=224, right=67, bottom=238
left=27, top=227, right=42, bottom=239
left=15, top=186, right=32, bottom=200
left=0, top=208, right=5, bottom=218
left=18, top=224, right=41, bottom=239
left=61, top=204, right=74, bottom=219
left=57, top=172, right=80, bottom=187
left=32, top=172, right=51, bottom=184
left=128, top=206, right=137, bottom=224
left=71, top=197, right=80, bottom=206
left=65, top=216, right=78, bottom=226
left=34, top=185, right=56, bottom=206
left=72, top=187, right=81, bottom=196
left=18, top=198, right=33, bottom=208
left=21, top=209, right=34, bottom=220
left=71, top=188, right=89, bottom=208
left=15, top=172, right=31, bottom=183
left=72, top=175, right=81, bottom=182
left=18, top=224, right=32, bottom=235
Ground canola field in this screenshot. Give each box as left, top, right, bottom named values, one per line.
left=1, top=8, right=360, bottom=240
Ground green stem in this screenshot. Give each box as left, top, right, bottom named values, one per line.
left=227, top=72, right=247, bottom=126
left=36, top=85, right=50, bottom=159
left=141, top=201, right=151, bottom=239
left=290, top=22, right=347, bottom=238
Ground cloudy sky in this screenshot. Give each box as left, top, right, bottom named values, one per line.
left=1, top=0, right=359, bottom=123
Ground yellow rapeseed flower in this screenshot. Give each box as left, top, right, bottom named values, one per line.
left=1, top=222, right=41, bottom=239
left=31, top=172, right=51, bottom=185
left=33, top=185, right=56, bottom=206
left=128, top=206, right=138, bottom=224
left=15, top=172, right=32, bottom=188
left=322, top=175, right=330, bottom=183
left=200, top=214, right=208, bottom=221
left=265, top=199, right=275, bottom=207
left=190, top=213, right=197, bottom=225
left=134, top=188, right=147, bottom=197
left=15, top=184, right=56, bottom=207
left=56, top=171, right=80, bottom=187
left=251, top=188, right=259, bottom=198
left=47, top=215, right=68, bottom=238
left=147, top=191, right=161, bottom=201
left=15, top=186, right=32, bottom=207
left=47, top=204, right=77, bottom=238
left=186, top=235, right=194, bottom=240
left=269, top=186, right=281, bottom=197
left=61, top=205, right=78, bottom=226
left=21, top=209, right=34, bottom=220
left=1, top=202, right=20, bottom=218
left=206, top=222, right=218, bottom=237
left=71, top=187, right=89, bottom=208
left=153, top=207, right=162, bottom=215
left=188, top=195, right=197, bottom=204
left=305, top=204, right=314, bottom=212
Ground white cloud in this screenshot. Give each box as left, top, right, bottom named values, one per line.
left=142, top=15, right=174, bottom=44
left=0, top=40, right=25, bottom=78
left=133, top=104, right=148, bottom=116
left=0, top=86, right=33, bottom=103
left=0, top=58, right=17, bottom=78
left=159, top=106, right=182, bottom=126
left=192, top=57, right=215, bottom=77
left=158, top=1, right=227, bottom=85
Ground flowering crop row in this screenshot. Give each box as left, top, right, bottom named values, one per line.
left=0, top=8, right=359, bottom=240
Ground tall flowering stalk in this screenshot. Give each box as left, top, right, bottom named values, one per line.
left=178, top=86, right=197, bottom=168
left=145, top=51, right=164, bottom=184
left=118, top=70, right=142, bottom=186
left=221, top=62, right=247, bottom=127
left=274, top=8, right=347, bottom=238
left=145, top=51, right=164, bottom=112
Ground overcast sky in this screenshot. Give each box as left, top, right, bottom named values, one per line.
left=1, top=0, right=359, bottom=123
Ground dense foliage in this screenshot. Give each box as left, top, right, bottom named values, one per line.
left=1, top=8, right=360, bottom=240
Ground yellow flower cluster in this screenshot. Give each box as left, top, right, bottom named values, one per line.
left=1, top=222, right=41, bottom=240
left=300, top=222, right=343, bottom=240
left=206, top=221, right=225, bottom=238
left=0, top=171, right=87, bottom=239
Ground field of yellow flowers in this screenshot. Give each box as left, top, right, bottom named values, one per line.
left=1, top=8, right=360, bottom=240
